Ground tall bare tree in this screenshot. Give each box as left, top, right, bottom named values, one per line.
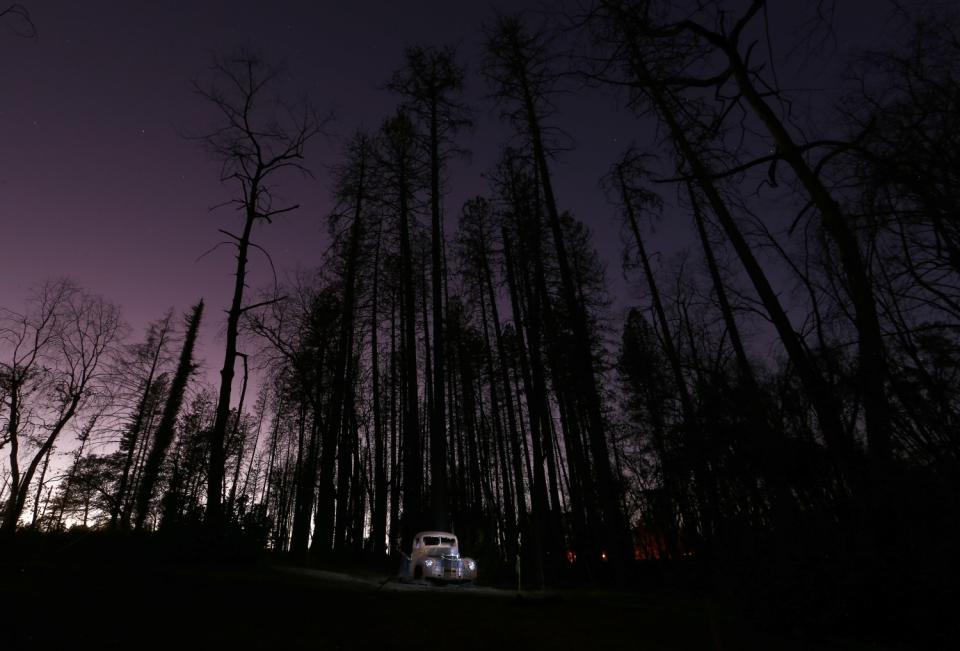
left=389, top=45, right=471, bottom=530
left=374, top=111, right=428, bottom=548
left=485, top=14, right=630, bottom=577
left=192, top=50, right=326, bottom=529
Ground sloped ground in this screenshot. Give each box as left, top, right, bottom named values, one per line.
left=1, top=555, right=908, bottom=650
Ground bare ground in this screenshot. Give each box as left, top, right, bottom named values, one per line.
left=0, top=556, right=909, bottom=650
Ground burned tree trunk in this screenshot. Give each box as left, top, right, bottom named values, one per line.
left=134, top=301, right=204, bottom=531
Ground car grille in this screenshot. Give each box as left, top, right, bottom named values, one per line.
left=441, top=556, right=463, bottom=578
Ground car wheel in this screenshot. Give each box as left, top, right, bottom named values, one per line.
left=414, top=565, right=422, bottom=580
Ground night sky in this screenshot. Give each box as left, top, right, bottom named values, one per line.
left=1, top=0, right=889, bottom=384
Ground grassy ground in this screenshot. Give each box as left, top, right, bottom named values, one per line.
left=0, top=533, right=914, bottom=649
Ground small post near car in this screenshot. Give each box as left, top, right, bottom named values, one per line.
left=407, top=530, right=477, bottom=583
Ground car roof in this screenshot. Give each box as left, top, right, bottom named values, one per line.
left=415, top=531, right=457, bottom=539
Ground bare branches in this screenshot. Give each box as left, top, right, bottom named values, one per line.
left=0, top=3, right=35, bottom=39
left=387, top=44, right=473, bottom=161
left=483, top=14, right=577, bottom=158
left=190, top=49, right=330, bottom=225
left=1, top=280, right=122, bottom=532
left=239, top=296, right=288, bottom=315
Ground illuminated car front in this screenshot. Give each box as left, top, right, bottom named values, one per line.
left=422, top=557, right=444, bottom=578
left=464, top=558, right=477, bottom=579
left=409, top=530, right=479, bottom=583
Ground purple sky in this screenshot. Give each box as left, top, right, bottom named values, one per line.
left=1, top=1, right=894, bottom=387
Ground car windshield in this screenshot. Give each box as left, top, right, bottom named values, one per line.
left=422, top=535, right=457, bottom=546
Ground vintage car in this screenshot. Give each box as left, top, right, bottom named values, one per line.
left=407, top=530, right=477, bottom=583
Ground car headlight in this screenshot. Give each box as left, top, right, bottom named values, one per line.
left=468, top=561, right=476, bottom=571
left=424, top=559, right=434, bottom=567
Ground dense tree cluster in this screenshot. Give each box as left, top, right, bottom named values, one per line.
left=2, top=0, right=958, bottom=633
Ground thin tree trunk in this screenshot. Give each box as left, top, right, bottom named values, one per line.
left=398, top=153, right=421, bottom=547
left=31, top=446, right=53, bottom=529
left=389, top=286, right=400, bottom=555
left=501, top=211, right=549, bottom=587
left=208, top=202, right=258, bottom=530
left=510, top=45, right=629, bottom=570
left=371, top=228, right=388, bottom=556
left=111, top=316, right=172, bottom=528
left=225, top=352, right=250, bottom=520
left=428, top=96, right=449, bottom=532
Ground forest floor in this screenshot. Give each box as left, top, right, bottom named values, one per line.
left=0, top=549, right=910, bottom=650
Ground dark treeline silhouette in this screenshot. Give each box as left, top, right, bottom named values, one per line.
left=2, top=1, right=958, bottom=641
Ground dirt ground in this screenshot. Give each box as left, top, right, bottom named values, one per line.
left=0, top=556, right=910, bottom=650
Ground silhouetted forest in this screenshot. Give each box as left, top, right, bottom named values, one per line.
left=2, top=1, right=958, bottom=644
